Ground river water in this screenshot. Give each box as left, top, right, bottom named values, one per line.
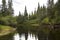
left=14, top=33, right=38, bottom=40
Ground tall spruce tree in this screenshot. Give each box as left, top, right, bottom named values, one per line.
left=37, top=3, right=40, bottom=17
left=8, top=0, right=14, bottom=16
left=42, top=5, right=46, bottom=16
left=24, top=6, right=28, bottom=21
left=2, top=0, right=6, bottom=11
left=47, top=0, right=54, bottom=18
left=17, top=11, right=24, bottom=24
left=55, top=0, right=60, bottom=23
left=1, top=0, right=7, bottom=16
left=47, top=0, right=55, bottom=24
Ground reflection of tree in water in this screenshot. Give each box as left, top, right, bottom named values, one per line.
left=48, top=28, right=60, bottom=40
left=25, top=32, right=28, bottom=40
left=17, top=25, right=28, bottom=40
left=0, top=33, right=14, bottom=40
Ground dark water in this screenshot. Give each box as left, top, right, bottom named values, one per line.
left=0, top=31, right=59, bottom=40
left=0, top=33, right=14, bottom=40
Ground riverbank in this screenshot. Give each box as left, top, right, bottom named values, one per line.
left=0, top=25, right=16, bottom=36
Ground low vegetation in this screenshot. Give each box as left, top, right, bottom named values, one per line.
left=0, top=25, right=16, bottom=36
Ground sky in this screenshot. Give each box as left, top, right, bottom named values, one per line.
left=0, top=0, right=57, bottom=16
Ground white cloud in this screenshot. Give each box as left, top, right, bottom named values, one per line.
left=13, top=0, right=48, bottom=16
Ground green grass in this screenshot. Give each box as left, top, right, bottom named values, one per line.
left=0, top=25, right=12, bottom=30
left=0, top=25, right=16, bottom=36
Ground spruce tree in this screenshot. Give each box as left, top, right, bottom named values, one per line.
left=19, top=11, right=21, bottom=16
left=37, top=3, right=40, bottom=16
left=42, top=5, right=46, bottom=16
left=24, top=6, right=28, bottom=21
left=47, top=0, right=54, bottom=18
left=24, top=6, right=28, bottom=17
left=17, top=11, right=23, bottom=24
left=47, top=0, right=55, bottom=24
left=2, top=0, right=6, bottom=11
left=8, top=0, right=14, bottom=16
left=55, top=0, right=60, bottom=16
left=1, top=0, right=7, bottom=16
left=55, top=0, right=60, bottom=23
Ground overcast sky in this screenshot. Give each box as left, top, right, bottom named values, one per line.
left=0, top=0, right=57, bottom=16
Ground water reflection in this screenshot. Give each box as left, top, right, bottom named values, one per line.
left=14, top=33, right=20, bottom=40
left=0, top=33, right=14, bottom=40
left=28, top=33, right=38, bottom=40
left=14, top=33, right=38, bottom=40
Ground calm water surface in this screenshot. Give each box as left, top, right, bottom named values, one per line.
left=14, top=33, right=38, bottom=40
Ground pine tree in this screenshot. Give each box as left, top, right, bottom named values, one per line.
left=37, top=3, right=40, bottom=16
left=17, top=11, right=24, bottom=24
left=55, top=0, right=60, bottom=15
left=42, top=5, right=46, bottom=16
left=55, top=0, right=60, bottom=23
left=47, top=0, right=55, bottom=30
left=8, top=0, right=14, bottom=16
left=47, top=0, right=55, bottom=25
left=47, top=0, right=54, bottom=18
left=19, top=11, right=21, bottom=16
left=1, top=0, right=7, bottom=16
left=31, top=10, right=37, bottom=19
left=2, top=0, right=6, bottom=11
left=24, top=6, right=28, bottom=17
left=24, top=6, right=28, bottom=21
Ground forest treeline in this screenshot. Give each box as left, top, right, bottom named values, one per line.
left=0, top=0, right=60, bottom=40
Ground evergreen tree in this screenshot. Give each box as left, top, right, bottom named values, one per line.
left=29, top=12, right=33, bottom=20
left=47, top=0, right=55, bottom=25
left=0, top=0, right=14, bottom=16
left=24, top=6, right=28, bottom=17
left=17, top=11, right=24, bottom=24
left=1, top=0, right=7, bottom=16
left=8, top=0, right=14, bottom=16
left=37, top=3, right=40, bottom=17
left=42, top=5, right=46, bottom=16
left=47, top=0, right=54, bottom=18
left=24, top=6, right=28, bottom=21
left=55, top=0, right=60, bottom=23
left=2, top=0, right=6, bottom=11
left=19, top=11, right=21, bottom=16
left=40, top=5, right=47, bottom=21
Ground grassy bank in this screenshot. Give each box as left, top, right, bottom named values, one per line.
left=0, top=25, right=16, bottom=36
